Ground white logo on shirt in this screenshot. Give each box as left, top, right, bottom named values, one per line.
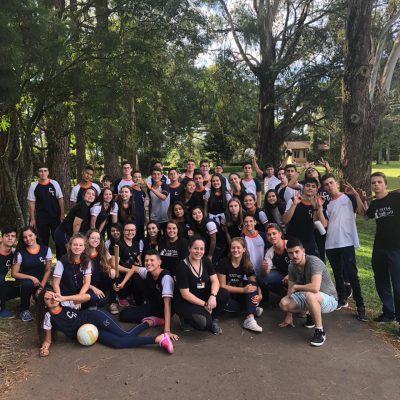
left=66, top=311, right=78, bottom=319
left=49, top=187, right=55, bottom=196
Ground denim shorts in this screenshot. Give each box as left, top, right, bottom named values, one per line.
left=291, top=291, right=338, bottom=314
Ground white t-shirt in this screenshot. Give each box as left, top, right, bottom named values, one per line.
left=264, top=175, right=281, bottom=193
left=90, top=203, right=119, bottom=217
left=325, top=194, right=360, bottom=250
left=27, top=180, right=63, bottom=200
left=15, top=247, right=52, bottom=264
left=53, top=260, right=92, bottom=278
left=70, top=183, right=101, bottom=202
left=244, top=233, right=265, bottom=277
left=116, top=179, right=135, bottom=193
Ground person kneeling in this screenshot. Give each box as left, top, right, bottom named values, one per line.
left=115, top=249, right=178, bottom=340
left=279, top=239, right=338, bottom=347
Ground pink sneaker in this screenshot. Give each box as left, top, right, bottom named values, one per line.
left=159, top=334, right=174, bottom=354
left=142, top=316, right=165, bottom=327
left=118, top=298, right=129, bottom=307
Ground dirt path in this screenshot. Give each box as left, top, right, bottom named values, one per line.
left=6, top=306, right=400, bottom=400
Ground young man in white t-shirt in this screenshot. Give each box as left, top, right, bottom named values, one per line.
left=242, top=162, right=262, bottom=207
left=321, top=173, right=367, bottom=322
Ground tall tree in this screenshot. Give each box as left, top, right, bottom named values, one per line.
left=342, top=1, right=400, bottom=189
left=213, top=0, right=340, bottom=166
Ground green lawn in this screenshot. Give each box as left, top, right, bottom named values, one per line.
left=354, top=162, right=400, bottom=335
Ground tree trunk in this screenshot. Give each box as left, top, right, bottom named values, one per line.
left=256, top=77, right=282, bottom=167
left=75, top=108, right=86, bottom=176
left=0, top=111, right=32, bottom=229
left=341, top=0, right=374, bottom=191
left=377, top=147, right=383, bottom=164
left=45, top=111, right=71, bottom=207
left=385, top=142, right=390, bottom=164
left=103, top=124, right=120, bottom=179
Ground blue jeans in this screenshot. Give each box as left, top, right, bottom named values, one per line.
left=224, top=282, right=258, bottom=314
left=258, top=270, right=287, bottom=294
left=326, top=246, right=364, bottom=308
left=372, top=248, right=400, bottom=321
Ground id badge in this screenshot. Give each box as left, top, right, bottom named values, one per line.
left=197, top=282, right=205, bottom=289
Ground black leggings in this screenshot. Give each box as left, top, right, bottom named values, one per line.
left=175, top=288, right=229, bottom=331
left=119, top=303, right=165, bottom=323
left=86, top=309, right=156, bottom=348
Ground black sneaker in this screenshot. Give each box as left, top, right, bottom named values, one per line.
left=210, top=318, right=222, bottom=335
left=357, top=307, right=368, bottom=322
left=178, top=316, right=193, bottom=332
left=303, top=314, right=315, bottom=329
left=310, top=329, right=326, bottom=347
left=373, top=313, right=395, bottom=323
left=335, top=300, right=349, bottom=311
left=345, top=284, right=353, bottom=299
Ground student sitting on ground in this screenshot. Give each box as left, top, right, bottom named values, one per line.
left=116, top=249, right=178, bottom=341
left=37, top=288, right=176, bottom=356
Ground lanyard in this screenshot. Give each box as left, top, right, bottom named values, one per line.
left=186, top=258, right=203, bottom=282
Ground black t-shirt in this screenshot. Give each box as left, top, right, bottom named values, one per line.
left=176, top=257, right=215, bottom=302
left=60, top=202, right=91, bottom=235
left=286, top=201, right=315, bottom=243
left=366, top=192, right=400, bottom=250
left=271, top=248, right=291, bottom=275
left=110, top=239, right=141, bottom=268
left=217, top=257, right=254, bottom=287
left=169, top=184, right=185, bottom=205
left=192, top=189, right=206, bottom=208
left=158, top=237, right=188, bottom=276
left=0, top=249, right=14, bottom=277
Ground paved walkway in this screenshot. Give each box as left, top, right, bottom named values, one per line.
left=7, top=306, right=400, bottom=400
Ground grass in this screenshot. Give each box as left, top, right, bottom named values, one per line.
left=354, top=162, right=400, bottom=336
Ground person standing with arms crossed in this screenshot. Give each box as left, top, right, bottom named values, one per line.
left=28, top=165, right=64, bottom=246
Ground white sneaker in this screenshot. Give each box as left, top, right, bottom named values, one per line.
left=255, top=307, right=263, bottom=317
left=243, top=316, right=263, bottom=333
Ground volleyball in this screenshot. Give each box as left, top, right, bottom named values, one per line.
left=77, top=324, right=99, bottom=346
left=244, top=148, right=255, bottom=159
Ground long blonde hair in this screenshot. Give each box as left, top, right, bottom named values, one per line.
left=230, top=237, right=254, bottom=276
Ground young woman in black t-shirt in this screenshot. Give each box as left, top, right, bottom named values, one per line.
left=158, top=220, right=188, bottom=276
left=175, top=236, right=229, bottom=334
left=264, top=190, right=286, bottom=233
left=169, top=201, right=191, bottom=239
left=183, top=179, right=197, bottom=212
left=229, top=173, right=247, bottom=206
left=243, top=193, right=268, bottom=233
left=189, top=207, right=218, bottom=261
left=116, top=186, right=136, bottom=227
left=54, top=187, right=96, bottom=258
left=90, top=188, right=118, bottom=237
left=110, top=222, right=144, bottom=307
left=222, top=198, right=244, bottom=246
left=217, top=237, right=263, bottom=333
left=141, top=221, right=161, bottom=265
left=37, top=288, right=175, bottom=356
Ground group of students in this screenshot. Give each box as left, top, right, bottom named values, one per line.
left=0, top=157, right=399, bottom=353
